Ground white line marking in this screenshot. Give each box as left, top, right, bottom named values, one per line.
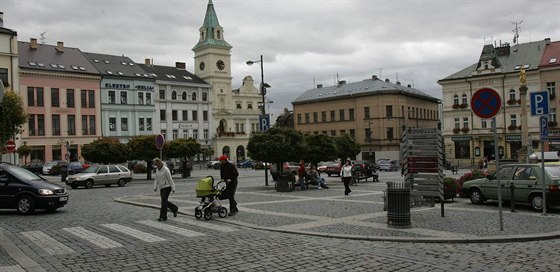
left=174, top=217, right=238, bottom=232
left=101, top=223, right=166, bottom=242
left=62, top=227, right=123, bottom=249
left=137, top=220, right=206, bottom=237
left=20, top=231, right=75, bottom=255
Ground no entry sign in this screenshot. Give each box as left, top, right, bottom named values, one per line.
left=5, top=140, right=16, bottom=153
left=471, top=88, right=502, bottom=119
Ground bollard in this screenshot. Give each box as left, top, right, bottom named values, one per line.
left=510, top=183, right=516, bottom=212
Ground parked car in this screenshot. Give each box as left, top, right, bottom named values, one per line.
left=237, top=160, right=255, bottom=168
left=42, top=160, right=65, bottom=175
left=325, top=163, right=341, bottom=177
left=253, top=161, right=271, bottom=169
left=377, top=160, right=398, bottom=171
left=207, top=160, right=220, bottom=169
left=317, top=162, right=330, bottom=173
left=270, top=162, right=299, bottom=181
left=67, top=161, right=85, bottom=174
left=462, top=163, right=560, bottom=211
left=0, top=162, right=68, bottom=214
left=23, top=160, right=44, bottom=174
left=65, top=164, right=132, bottom=189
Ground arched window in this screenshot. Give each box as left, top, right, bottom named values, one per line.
left=192, top=92, right=197, bottom=101
left=171, top=91, right=177, bottom=100
left=182, top=92, right=187, bottom=100
left=461, top=94, right=468, bottom=105
left=453, top=95, right=459, bottom=105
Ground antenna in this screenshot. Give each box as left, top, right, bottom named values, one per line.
left=511, top=20, right=523, bottom=44
left=40, top=31, right=47, bottom=45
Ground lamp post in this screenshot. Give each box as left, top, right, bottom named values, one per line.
left=247, top=55, right=271, bottom=186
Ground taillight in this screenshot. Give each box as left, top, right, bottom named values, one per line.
left=549, top=185, right=560, bottom=193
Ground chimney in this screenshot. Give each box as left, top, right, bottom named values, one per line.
left=30, top=38, right=38, bottom=49
left=337, top=80, right=346, bottom=86
left=55, top=41, right=64, bottom=52
left=545, top=38, right=551, bottom=45
left=145, top=58, right=151, bottom=65
left=407, top=84, right=412, bottom=88
left=372, top=75, right=378, bottom=80
left=0, top=12, right=4, bottom=27
left=385, top=78, right=390, bottom=82
left=396, top=81, right=401, bottom=86
left=317, top=84, right=323, bottom=88
left=175, top=62, right=186, bottom=69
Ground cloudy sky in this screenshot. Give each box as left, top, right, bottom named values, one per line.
left=1, top=0, right=559, bottom=117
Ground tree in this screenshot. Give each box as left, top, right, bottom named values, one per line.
left=16, top=144, right=32, bottom=164
left=166, top=138, right=201, bottom=178
left=81, top=137, right=129, bottom=164
left=247, top=127, right=306, bottom=170
left=127, top=135, right=161, bottom=180
left=334, top=134, right=361, bottom=162
left=0, top=89, right=27, bottom=151
left=302, top=134, right=337, bottom=167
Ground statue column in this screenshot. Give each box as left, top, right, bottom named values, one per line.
left=518, top=68, right=529, bottom=162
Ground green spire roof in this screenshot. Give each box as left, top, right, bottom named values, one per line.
left=192, top=0, right=232, bottom=50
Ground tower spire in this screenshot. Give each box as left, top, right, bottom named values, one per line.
left=193, top=0, right=231, bottom=50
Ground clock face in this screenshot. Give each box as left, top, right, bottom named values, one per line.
left=199, top=62, right=205, bottom=71
left=216, top=60, right=225, bottom=70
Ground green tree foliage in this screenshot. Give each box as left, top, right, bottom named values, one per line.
left=247, top=127, right=305, bottom=165
left=302, top=133, right=337, bottom=166
left=334, top=134, right=361, bottom=162
left=127, top=135, right=160, bottom=180
left=81, top=137, right=129, bottom=164
left=16, top=144, right=32, bottom=164
left=0, top=89, right=27, bottom=148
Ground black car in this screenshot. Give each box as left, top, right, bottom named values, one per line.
left=23, top=160, right=44, bottom=174
left=0, top=162, right=69, bottom=214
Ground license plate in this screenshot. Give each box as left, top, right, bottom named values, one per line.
left=60, top=197, right=68, bottom=201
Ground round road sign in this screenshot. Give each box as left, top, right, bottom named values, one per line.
left=5, top=140, right=16, bottom=153
left=471, top=88, right=502, bottom=119
left=155, top=134, right=165, bottom=150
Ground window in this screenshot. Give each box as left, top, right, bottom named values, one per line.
left=37, top=114, right=45, bottom=136
left=138, top=93, right=144, bottom=105
left=385, top=105, right=393, bottom=118
left=192, top=110, right=198, bottom=121
left=81, top=90, right=88, bottom=108
left=386, top=127, right=393, bottom=139
left=27, top=87, right=35, bottom=106
left=454, top=118, right=460, bottom=129
left=321, top=111, right=327, bottom=122
left=27, top=87, right=44, bottom=107
left=173, top=129, right=178, bottom=140
left=182, top=110, right=188, bottom=121
left=28, top=114, right=36, bottom=135
left=146, top=118, right=152, bottom=131
left=36, top=88, right=44, bottom=107
left=330, top=130, right=336, bottom=136
left=120, top=91, right=127, bottom=104
left=509, top=89, right=516, bottom=100
left=247, top=103, right=253, bottom=109
left=297, top=114, right=302, bottom=124
left=330, top=110, right=335, bottom=121
left=461, top=94, right=468, bottom=105
left=159, top=89, right=165, bottom=99
left=108, top=91, right=115, bottom=104
left=481, top=119, right=487, bottom=129
left=510, top=114, right=517, bottom=126
left=462, top=117, right=469, bottom=128
left=550, top=108, right=557, bottom=122
left=67, top=89, right=75, bottom=107
left=182, top=130, right=188, bottom=138
left=454, top=141, right=470, bottom=159
left=364, top=107, right=370, bottom=119
left=171, top=91, right=177, bottom=100
left=305, top=113, right=310, bottom=123
left=139, top=118, right=144, bottom=131
left=52, top=115, right=60, bottom=135
left=236, top=102, right=242, bottom=109
left=51, top=88, right=60, bottom=107
left=192, top=92, right=197, bottom=101
left=146, top=93, right=151, bottom=105
left=68, top=115, right=76, bottom=135
left=193, top=129, right=198, bottom=139
left=547, top=82, right=556, bottom=97
left=204, top=129, right=209, bottom=139
left=202, top=92, right=207, bottom=101
left=313, top=112, right=318, bottom=123
left=453, top=95, right=459, bottom=105
left=340, top=130, right=345, bottom=135
left=160, top=110, right=166, bottom=121
left=365, top=128, right=371, bottom=141
left=172, top=110, right=178, bottom=121
left=349, top=129, right=355, bottom=139
left=203, top=110, right=208, bottom=121
left=89, top=115, right=96, bottom=135
left=82, top=115, right=88, bottom=135
left=339, top=109, right=345, bottom=121
left=121, top=117, right=128, bottom=131
left=349, top=109, right=355, bottom=120
left=109, top=118, right=117, bottom=131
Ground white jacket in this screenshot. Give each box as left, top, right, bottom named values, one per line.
left=153, top=166, right=175, bottom=191
left=340, top=165, right=353, bottom=178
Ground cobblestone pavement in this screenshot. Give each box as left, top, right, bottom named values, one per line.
left=1, top=167, right=560, bottom=271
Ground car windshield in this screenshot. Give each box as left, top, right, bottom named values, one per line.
left=9, top=166, right=43, bottom=181
left=82, top=165, right=100, bottom=173
left=545, top=166, right=560, bottom=178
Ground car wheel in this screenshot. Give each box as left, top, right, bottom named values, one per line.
left=70, top=184, right=78, bottom=189
left=117, top=179, right=126, bottom=187
left=85, top=179, right=94, bottom=189
left=218, top=207, right=228, bottom=218
left=530, top=193, right=544, bottom=212
left=469, top=188, right=485, bottom=204
left=17, top=195, right=36, bottom=215
left=105, top=184, right=111, bottom=187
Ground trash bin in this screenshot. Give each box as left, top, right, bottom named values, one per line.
left=61, top=166, right=68, bottom=182
left=386, top=181, right=411, bottom=228
left=275, top=172, right=294, bottom=192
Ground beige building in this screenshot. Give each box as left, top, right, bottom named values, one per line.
left=0, top=12, right=19, bottom=163
left=293, top=76, right=441, bottom=161
left=438, top=38, right=560, bottom=167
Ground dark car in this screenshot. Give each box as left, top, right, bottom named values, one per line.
left=23, top=160, right=44, bottom=174
left=0, top=162, right=68, bottom=214
left=67, top=162, right=85, bottom=174
left=325, top=163, right=341, bottom=177
left=237, top=159, right=255, bottom=168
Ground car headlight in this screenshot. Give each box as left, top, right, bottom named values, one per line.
left=38, top=189, right=54, bottom=195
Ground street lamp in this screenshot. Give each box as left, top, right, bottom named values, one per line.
left=247, top=55, right=271, bottom=186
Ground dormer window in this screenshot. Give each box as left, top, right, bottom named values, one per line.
left=217, top=30, right=221, bottom=39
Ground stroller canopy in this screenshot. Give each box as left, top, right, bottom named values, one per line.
left=196, top=176, right=219, bottom=197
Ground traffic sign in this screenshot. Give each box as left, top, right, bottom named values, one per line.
left=541, top=116, right=549, bottom=140
left=259, top=114, right=270, bottom=131
left=155, top=134, right=165, bottom=150
left=531, top=91, right=549, bottom=116
left=471, top=88, right=502, bottom=119
left=4, top=140, right=16, bottom=153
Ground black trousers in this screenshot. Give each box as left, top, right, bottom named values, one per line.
left=159, top=187, right=178, bottom=220
left=227, top=179, right=238, bottom=212
left=342, top=177, right=352, bottom=195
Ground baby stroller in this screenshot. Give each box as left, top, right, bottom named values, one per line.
left=194, top=176, right=228, bottom=220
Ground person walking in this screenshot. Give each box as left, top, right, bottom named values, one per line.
left=219, top=155, right=239, bottom=216
left=153, top=158, right=178, bottom=221
left=297, top=160, right=307, bottom=191
left=340, top=159, right=353, bottom=196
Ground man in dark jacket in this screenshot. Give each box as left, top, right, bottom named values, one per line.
left=219, top=155, right=239, bottom=216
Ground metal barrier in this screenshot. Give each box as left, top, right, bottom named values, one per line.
left=386, top=181, right=411, bottom=228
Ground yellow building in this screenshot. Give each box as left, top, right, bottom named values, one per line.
left=293, top=76, right=440, bottom=161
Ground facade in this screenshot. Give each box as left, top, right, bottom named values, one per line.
left=138, top=60, right=213, bottom=158
left=293, top=76, right=441, bottom=161
left=0, top=12, right=19, bottom=163
left=192, top=0, right=261, bottom=161
left=438, top=38, right=559, bottom=167
left=83, top=52, right=156, bottom=142
left=18, top=39, right=101, bottom=162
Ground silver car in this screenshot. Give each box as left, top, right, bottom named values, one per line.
left=65, top=165, right=132, bottom=189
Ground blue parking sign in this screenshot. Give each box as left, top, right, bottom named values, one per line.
left=541, top=116, right=549, bottom=140
left=259, top=114, right=270, bottom=131
left=530, top=91, right=549, bottom=116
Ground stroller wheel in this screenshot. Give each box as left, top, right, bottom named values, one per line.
left=218, top=207, right=228, bottom=218
left=203, top=211, right=212, bottom=220
left=195, top=209, right=202, bottom=219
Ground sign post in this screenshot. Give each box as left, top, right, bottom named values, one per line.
left=155, top=134, right=165, bottom=159
left=471, top=88, right=503, bottom=231
left=532, top=92, right=550, bottom=216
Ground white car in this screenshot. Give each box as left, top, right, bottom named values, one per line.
left=65, top=164, right=132, bottom=189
